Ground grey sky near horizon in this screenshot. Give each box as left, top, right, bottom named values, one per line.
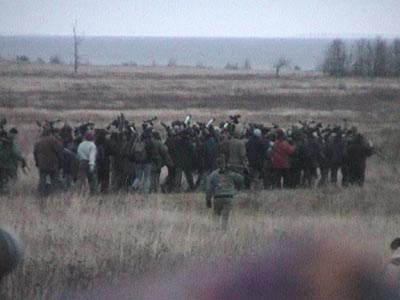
left=1, top=0, right=400, bottom=38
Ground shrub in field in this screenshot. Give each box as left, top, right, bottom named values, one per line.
left=224, top=62, right=239, bottom=70
left=49, top=55, right=62, bottom=64
left=122, top=61, right=138, bottom=67
left=243, top=59, right=252, bottom=70
left=16, top=55, right=30, bottom=62
left=195, top=62, right=206, bottom=69
left=167, top=58, right=177, bottom=67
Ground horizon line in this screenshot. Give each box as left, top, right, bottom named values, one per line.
left=0, top=33, right=398, bottom=40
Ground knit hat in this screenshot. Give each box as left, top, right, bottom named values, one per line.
left=276, top=128, right=285, bottom=138
left=85, top=131, right=95, bottom=141
left=9, top=127, right=18, bottom=134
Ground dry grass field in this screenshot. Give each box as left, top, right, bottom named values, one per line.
left=1, top=61, right=400, bottom=299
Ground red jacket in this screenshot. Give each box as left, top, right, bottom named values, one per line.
left=271, top=140, right=296, bottom=169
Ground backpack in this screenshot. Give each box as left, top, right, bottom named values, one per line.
left=131, top=140, right=147, bottom=163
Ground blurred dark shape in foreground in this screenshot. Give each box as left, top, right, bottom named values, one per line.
left=0, top=228, right=23, bottom=281
left=58, top=235, right=398, bottom=300
left=385, top=237, right=400, bottom=292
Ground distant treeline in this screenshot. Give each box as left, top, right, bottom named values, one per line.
left=15, top=54, right=63, bottom=64
left=323, top=38, right=400, bottom=77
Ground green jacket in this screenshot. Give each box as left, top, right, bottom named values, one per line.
left=206, top=169, right=243, bottom=204
left=0, top=139, right=25, bottom=171
left=152, top=139, right=172, bottom=172
left=10, top=138, right=25, bottom=169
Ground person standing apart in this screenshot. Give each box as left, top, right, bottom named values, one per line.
left=206, top=155, right=243, bottom=229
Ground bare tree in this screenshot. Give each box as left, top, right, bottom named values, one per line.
left=274, top=57, right=289, bottom=78
left=224, top=62, right=239, bottom=70
left=49, top=55, right=62, bottom=64
left=372, top=37, right=388, bottom=77
left=243, top=59, right=252, bottom=70
left=72, top=20, right=82, bottom=74
left=390, top=39, right=400, bottom=77
left=323, top=39, right=348, bottom=76
left=352, top=39, right=374, bottom=77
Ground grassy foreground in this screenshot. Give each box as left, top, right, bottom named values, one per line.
left=0, top=62, right=400, bottom=299
left=1, top=180, right=400, bottom=299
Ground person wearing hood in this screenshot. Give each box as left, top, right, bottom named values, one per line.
left=227, top=126, right=249, bottom=176
left=206, top=155, right=243, bottom=229
left=245, top=128, right=267, bottom=189
left=271, top=129, right=296, bottom=188
left=131, top=128, right=156, bottom=195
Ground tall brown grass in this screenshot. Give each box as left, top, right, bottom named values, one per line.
left=1, top=62, right=399, bottom=299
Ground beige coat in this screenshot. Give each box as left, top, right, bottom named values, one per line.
left=227, top=138, right=248, bottom=171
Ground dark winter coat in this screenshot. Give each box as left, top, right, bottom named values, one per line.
left=33, top=135, right=63, bottom=172
left=245, top=137, right=267, bottom=171
left=346, top=135, right=373, bottom=170
left=329, top=136, right=346, bottom=166
left=165, top=135, right=181, bottom=168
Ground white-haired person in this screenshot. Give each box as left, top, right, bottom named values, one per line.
left=77, top=131, right=97, bottom=193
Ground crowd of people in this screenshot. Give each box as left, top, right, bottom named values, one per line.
left=1, top=114, right=398, bottom=297
left=0, top=114, right=376, bottom=197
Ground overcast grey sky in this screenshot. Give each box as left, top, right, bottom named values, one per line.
left=1, top=0, right=400, bottom=38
